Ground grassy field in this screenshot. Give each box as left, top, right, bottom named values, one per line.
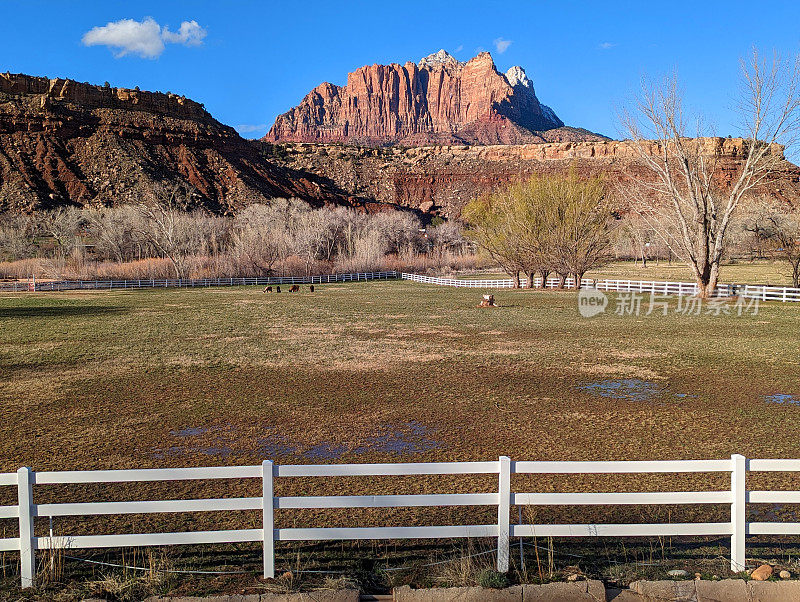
left=589, top=259, right=797, bottom=286
left=2, top=280, right=800, bottom=594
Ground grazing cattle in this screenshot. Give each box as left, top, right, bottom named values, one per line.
left=289, top=285, right=300, bottom=292
left=264, top=286, right=272, bottom=293
left=276, top=286, right=281, bottom=293
left=309, top=285, right=315, bottom=292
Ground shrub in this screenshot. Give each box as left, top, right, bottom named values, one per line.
left=476, top=569, right=509, bottom=589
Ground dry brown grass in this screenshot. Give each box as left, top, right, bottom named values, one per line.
left=1, top=281, right=800, bottom=590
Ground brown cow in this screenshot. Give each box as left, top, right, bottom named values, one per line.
left=263, top=286, right=272, bottom=293
left=289, top=285, right=300, bottom=292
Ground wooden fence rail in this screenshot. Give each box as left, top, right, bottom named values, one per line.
left=400, top=273, right=800, bottom=302
left=2, top=455, right=799, bottom=586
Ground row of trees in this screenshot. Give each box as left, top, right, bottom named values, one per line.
left=0, top=188, right=472, bottom=280
left=462, top=173, right=617, bottom=288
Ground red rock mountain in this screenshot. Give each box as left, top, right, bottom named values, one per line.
left=0, top=73, right=345, bottom=213
left=268, top=50, right=606, bottom=146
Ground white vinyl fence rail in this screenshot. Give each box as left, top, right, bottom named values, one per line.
left=0, top=271, right=398, bottom=293
left=3, top=456, right=800, bottom=586
left=400, top=273, right=800, bottom=303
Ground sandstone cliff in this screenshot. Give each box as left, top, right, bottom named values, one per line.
left=268, top=50, right=606, bottom=146
left=4, top=71, right=797, bottom=218
left=0, top=73, right=344, bottom=213
left=271, top=138, right=800, bottom=218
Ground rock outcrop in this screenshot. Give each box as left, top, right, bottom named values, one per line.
left=267, top=50, right=606, bottom=146
left=4, top=71, right=798, bottom=218
left=272, top=138, right=800, bottom=218
left=0, top=73, right=347, bottom=213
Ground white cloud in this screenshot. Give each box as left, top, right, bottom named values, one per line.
left=82, top=17, right=207, bottom=59
left=493, top=37, right=512, bottom=54
left=598, top=41, right=617, bottom=50
left=235, top=124, right=267, bottom=135
left=454, top=44, right=464, bottom=53
left=161, top=20, right=206, bottom=46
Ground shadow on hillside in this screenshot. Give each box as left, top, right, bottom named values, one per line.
left=0, top=305, right=124, bottom=318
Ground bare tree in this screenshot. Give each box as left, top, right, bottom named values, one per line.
left=87, top=206, right=146, bottom=262
left=292, top=210, right=327, bottom=276
left=334, top=227, right=387, bottom=273
left=136, top=183, right=197, bottom=279
left=38, top=207, right=84, bottom=259
left=370, top=211, right=422, bottom=255
left=620, top=49, right=800, bottom=297
left=0, top=214, right=36, bottom=260
left=744, top=199, right=800, bottom=287
left=231, top=204, right=285, bottom=275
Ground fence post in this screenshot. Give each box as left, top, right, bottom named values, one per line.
left=17, top=467, right=35, bottom=587
left=730, top=454, right=746, bottom=572
left=497, top=456, right=511, bottom=572
left=262, top=460, right=275, bottom=579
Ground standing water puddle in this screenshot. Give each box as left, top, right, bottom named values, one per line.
left=578, top=379, right=696, bottom=403
left=578, top=379, right=663, bottom=402
left=355, top=421, right=438, bottom=455
left=153, top=425, right=231, bottom=458
left=154, top=421, right=439, bottom=460
left=302, top=421, right=439, bottom=459
left=765, top=394, right=800, bottom=404
left=170, top=426, right=212, bottom=437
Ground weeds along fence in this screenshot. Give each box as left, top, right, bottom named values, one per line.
left=400, top=273, right=800, bottom=303
left=0, top=271, right=399, bottom=293
left=3, top=456, right=800, bottom=586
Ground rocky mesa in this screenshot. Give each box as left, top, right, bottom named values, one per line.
left=267, top=50, right=606, bottom=146
left=3, top=66, right=799, bottom=218
left=0, top=73, right=346, bottom=213
left=271, top=138, right=800, bottom=218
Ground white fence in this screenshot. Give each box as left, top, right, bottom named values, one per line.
left=3, top=456, right=800, bottom=586
left=0, top=271, right=399, bottom=293
left=400, top=273, right=800, bottom=303
left=6, top=270, right=799, bottom=303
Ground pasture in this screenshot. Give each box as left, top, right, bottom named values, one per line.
left=589, top=260, right=798, bottom=287
left=3, top=280, right=800, bottom=469
left=2, top=280, right=800, bottom=594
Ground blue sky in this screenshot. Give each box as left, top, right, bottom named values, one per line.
left=3, top=1, right=800, bottom=142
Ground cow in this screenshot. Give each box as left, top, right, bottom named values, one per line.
left=309, top=285, right=315, bottom=292
left=263, top=286, right=272, bottom=293
left=276, top=286, right=281, bottom=293
left=289, top=285, right=300, bottom=292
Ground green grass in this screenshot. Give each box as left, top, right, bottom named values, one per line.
left=2, top=281, right=800, bottom=593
